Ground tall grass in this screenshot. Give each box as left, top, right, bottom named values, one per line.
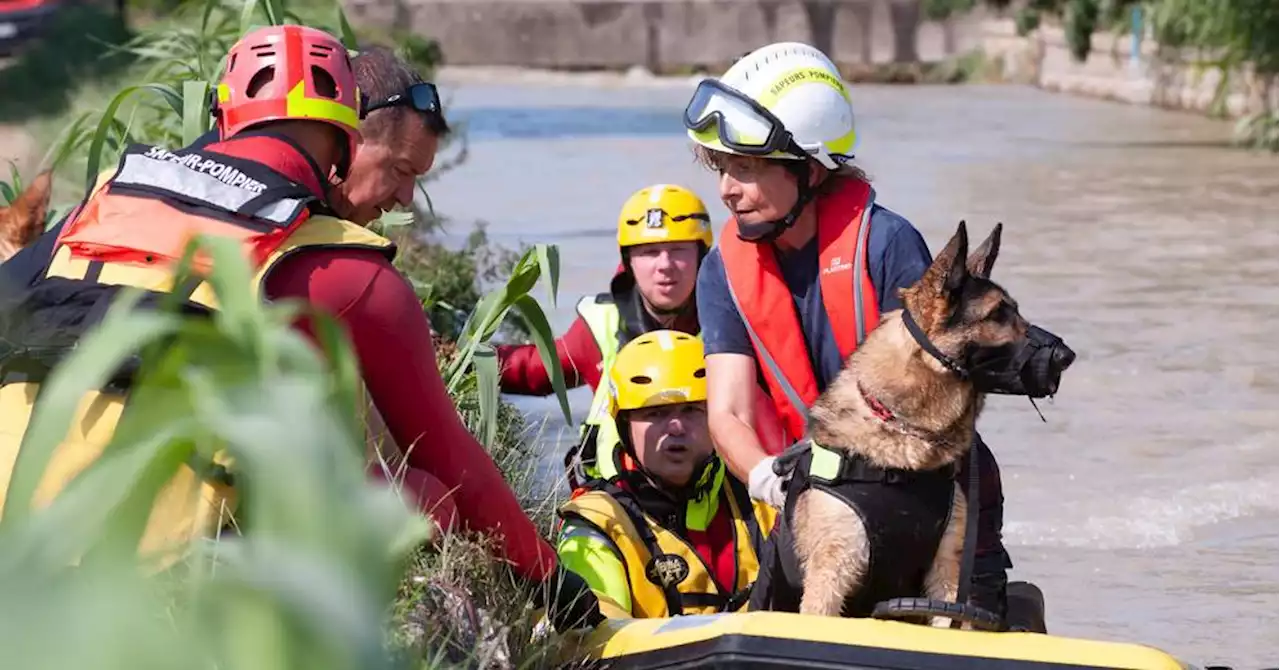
left=0, top=234, right=431, bottom=669
left=0, top=0, right=587, bottom=666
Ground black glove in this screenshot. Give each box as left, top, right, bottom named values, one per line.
left=533, top=564, right=606, bottom=633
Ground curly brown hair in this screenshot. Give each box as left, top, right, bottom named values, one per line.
left=690, top=145, right=870, bottom=195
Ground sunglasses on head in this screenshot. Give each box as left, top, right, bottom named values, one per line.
left=360, top=82, right=441, bottom=119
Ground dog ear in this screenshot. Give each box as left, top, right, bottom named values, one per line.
left=921, top=220, right=969, bottom=299
left=966, top=223, right=1002, bottom=280
left=2, top=170, right=52, bottom=249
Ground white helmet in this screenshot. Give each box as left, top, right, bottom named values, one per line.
left=683, top=42, right=857, bottom=170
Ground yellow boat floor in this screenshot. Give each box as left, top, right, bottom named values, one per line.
left=571, top=611, right=1192, bottom=670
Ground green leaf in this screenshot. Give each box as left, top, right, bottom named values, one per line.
left=264, top=0, right=284, bottom=26
left=84, top=84, right=185, bottom=195
left=534, top=243, right=560, bottom=309
left=510, top=293, right=573, bottom=426
left=182, top=80, right=212, bottom=146
left=239, top=0, right=262, bottom=34
left=7, top=160, right=22, bottom=193
left=372, top=211, right=414, bottom=232
left=200, top=0, right=221, bottom=36
left=41, top=111, right=95, bottom=176
left=473, top=344, right=499, bottom=447
left=198, top=235, right=267, bottom=361
left=336, top=5, right=359, bottom=51
left=303, top=307, right=364, bottom=446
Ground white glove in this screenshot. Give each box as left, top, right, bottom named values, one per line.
left=748, top=456, right=787, bottom=509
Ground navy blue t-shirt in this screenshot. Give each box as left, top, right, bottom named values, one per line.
left=698, top=203, right=933, bottom=391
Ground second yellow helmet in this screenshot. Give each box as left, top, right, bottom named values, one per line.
left=609, top=330, right=707, bottom=416
left=616, top=184, right=714, bottom=250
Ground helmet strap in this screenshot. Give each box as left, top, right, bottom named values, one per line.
left=734, top=160, right=817, bottom=244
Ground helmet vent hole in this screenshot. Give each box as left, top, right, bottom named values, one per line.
left=693, top=369, right=706, bottom=378
left=630, top=375, right=653, bottom=385
left=227, top=53, right=237, bottom=72
left=311, top=65, right=338, bottom=99
left=246, top=66, right=275, bottom=98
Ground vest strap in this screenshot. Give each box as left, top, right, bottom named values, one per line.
left=953, top=446, right=981, bottom=627
left=599, top=482, right=685, bottom=615
left=726, top=278, right=810, bottom=426
left=851, top=192, right=875, bottom=347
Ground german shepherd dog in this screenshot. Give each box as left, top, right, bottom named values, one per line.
left=782, top=220, right=1073, bottom=627
left=0, top=171, right=51, bottom=263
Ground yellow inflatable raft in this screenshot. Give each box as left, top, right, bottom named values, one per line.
left=569, top=611, right=1197, bottom=670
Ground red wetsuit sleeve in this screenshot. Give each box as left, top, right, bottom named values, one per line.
left=495, top=316, right=603, bottom=395
left=264, top=248, right=557, bottom=582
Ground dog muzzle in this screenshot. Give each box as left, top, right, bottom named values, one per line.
left=901, top=310, right=1076, bottom=399
left=967, top=325, right=1076, bottom=398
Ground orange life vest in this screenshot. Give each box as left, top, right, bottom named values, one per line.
left=54, top=143, right=320, bottom=275
left=719, top=178, right=881, bottom=446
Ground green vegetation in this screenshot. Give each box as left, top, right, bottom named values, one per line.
left=0, top=235, right=428, bottom=670
left=0, top=0, right=584, bottom=666
left=0, top=232, right=573, bottom=669
left=926, top=0, right=1278, bottom=149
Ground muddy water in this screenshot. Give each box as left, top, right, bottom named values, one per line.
left=424, top=76, right=1279, bottom=668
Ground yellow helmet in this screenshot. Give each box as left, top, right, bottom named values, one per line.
left=616, top=184, right=714, bottom=251
left=609, top=330, right=707, bottom=415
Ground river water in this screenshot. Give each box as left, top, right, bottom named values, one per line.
left=424, top=73, right=1279, bottom=668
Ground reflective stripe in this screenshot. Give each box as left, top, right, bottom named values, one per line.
left=113, top=148, right=309, bottom=225
left=852, top=189, right=875, bottom=346
left=809, top=443, right=841, bottom=481
left=684, top=459, right=725, bottom=532
left=285, top=80, right=360, bottom=131
left=577, top=297, right=623, bottom=479
left=726, top=278, right=810, bottom=425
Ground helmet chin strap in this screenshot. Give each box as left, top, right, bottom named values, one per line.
left=735, top=160, right=817, bottom=244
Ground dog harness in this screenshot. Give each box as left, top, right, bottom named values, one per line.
left=748, top=440, right=957, bottom=617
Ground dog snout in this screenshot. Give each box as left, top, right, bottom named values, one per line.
left=1051, top=342, right=1076, bottom=371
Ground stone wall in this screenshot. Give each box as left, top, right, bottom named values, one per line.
left=342, top=0, right=991, bottom=71
left=978, top=18, right=1278, bottom=118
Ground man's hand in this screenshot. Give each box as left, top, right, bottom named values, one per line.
left=533, top=564, right=606, bottom=633
left=748, top=456, right=787, bottom=508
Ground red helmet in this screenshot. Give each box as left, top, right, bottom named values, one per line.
left=214, top=25, right=361, bottom=177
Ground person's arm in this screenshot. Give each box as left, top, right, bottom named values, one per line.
left=705, top=353, right=767, bottom=483
left=265, top=248, right=557, bottom=582
left=556, top=521, right=632, bottom=618
left=696, top=251, right=770, bottom=484
left=495, top=316, right=601, bottom=396
left=960, top=435, right=1012, bottom=616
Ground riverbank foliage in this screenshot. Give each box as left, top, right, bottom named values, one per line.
left=927, top=0, right=1278, bottom=149
left=0, top=0, right=584, bottom=667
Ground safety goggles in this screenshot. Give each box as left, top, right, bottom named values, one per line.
left=628, top=208, right=712, bottom=228
left=683, top=79, right=810, bottom=160
left=360, top=82, right=442, bottom=119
